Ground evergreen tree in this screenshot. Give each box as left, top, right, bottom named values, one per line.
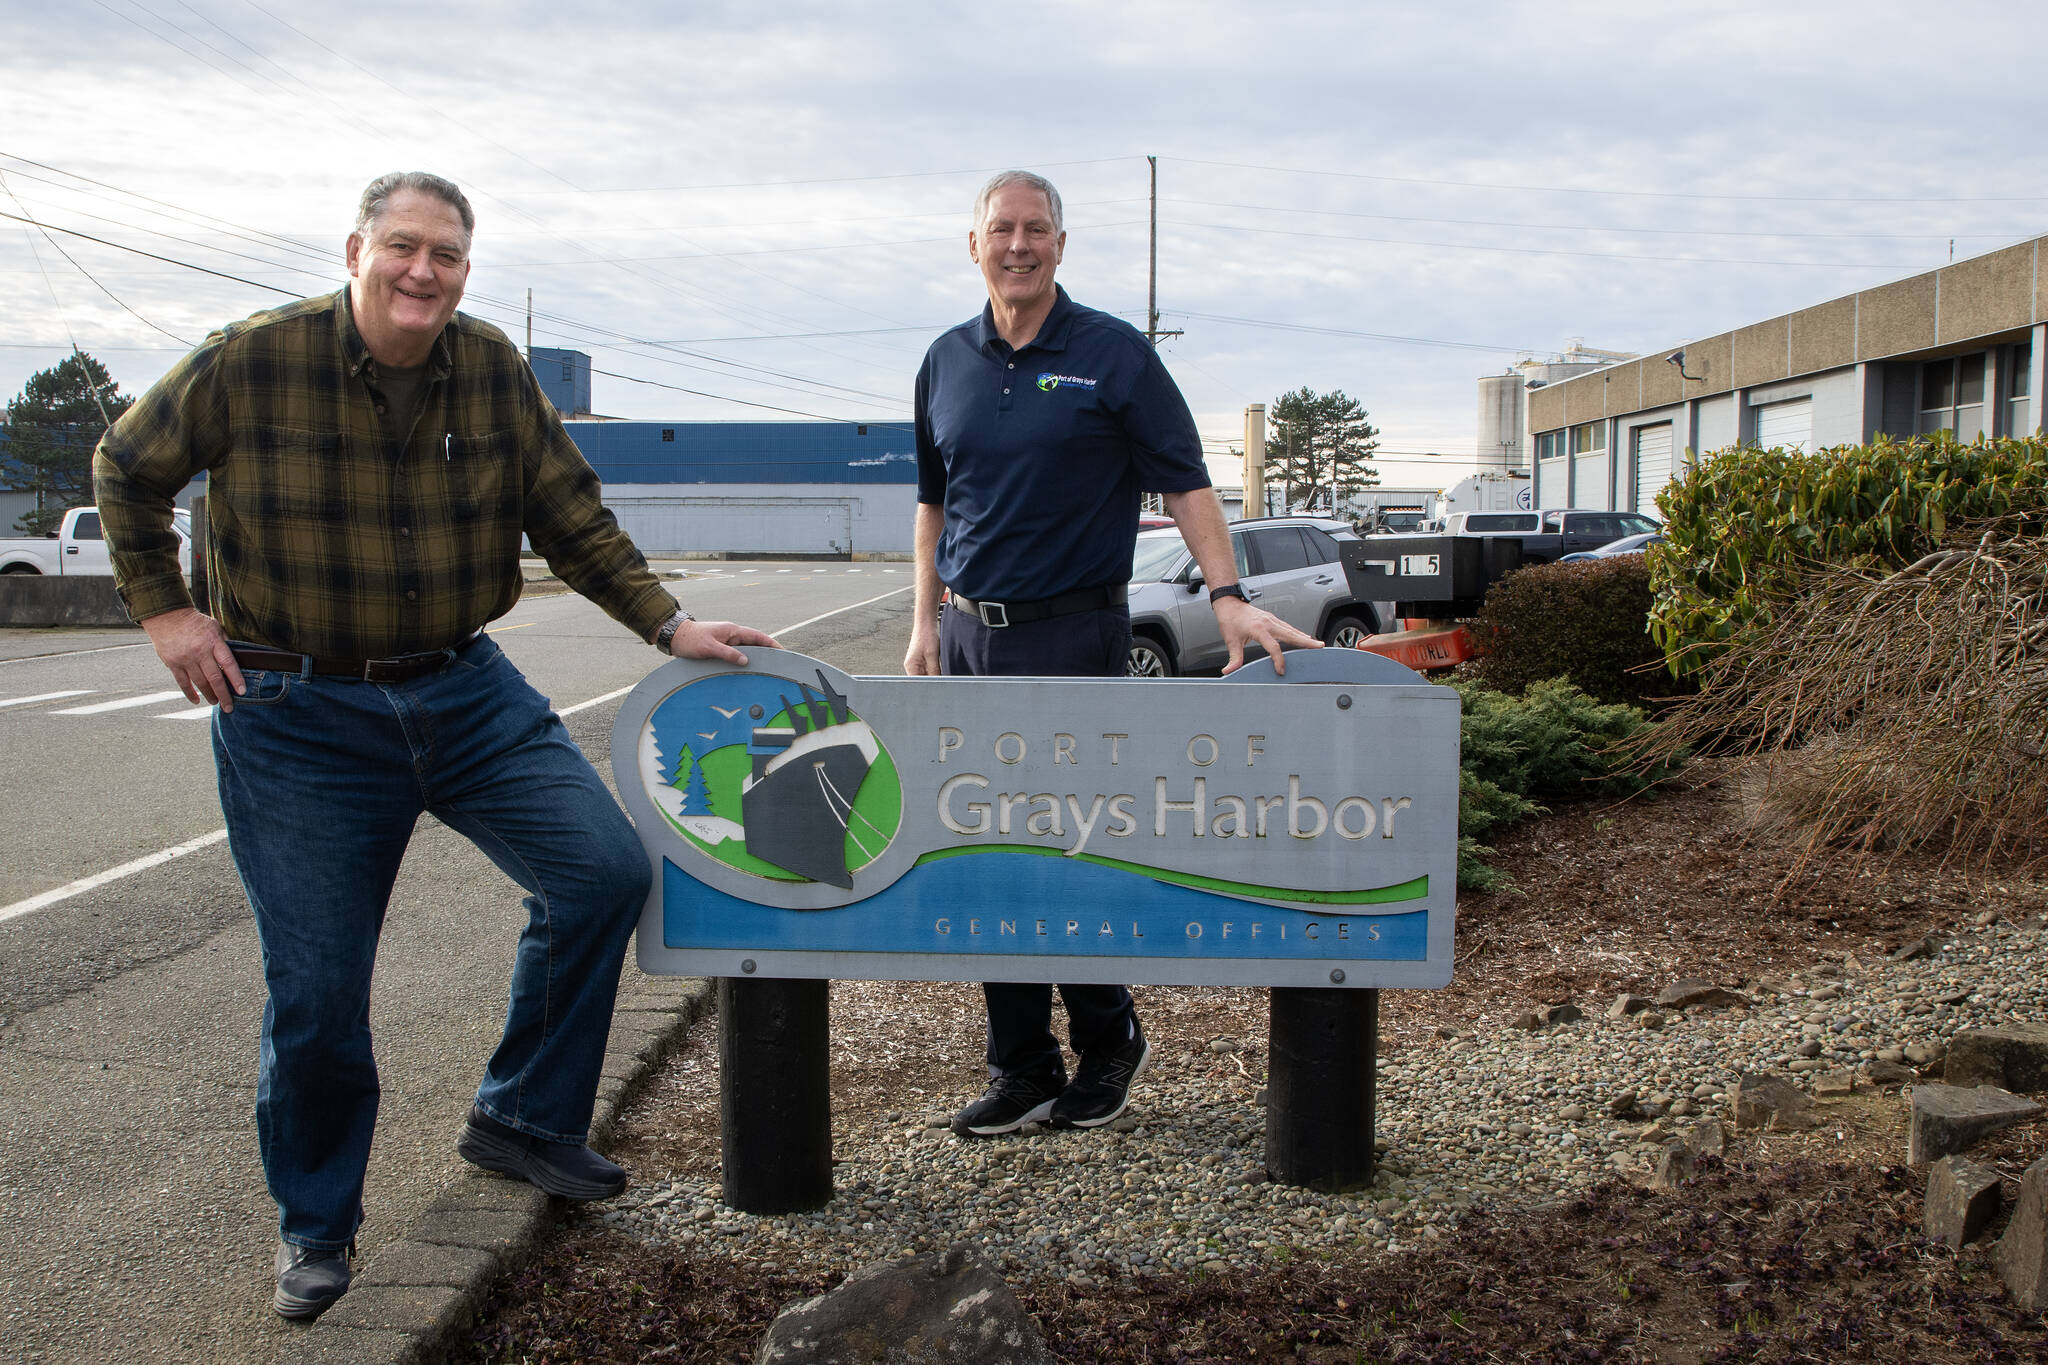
left=1264, top=387, right=1380, bottom=514
left=678, top=754, right=711, bottom=815
left=4, top=352, right=133, bottom=535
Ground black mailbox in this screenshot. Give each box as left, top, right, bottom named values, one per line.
left=1340, top=536, right=1525, bottom=619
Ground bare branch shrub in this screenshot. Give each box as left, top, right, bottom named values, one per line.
left=1640, top=520, right=2047, bottom=870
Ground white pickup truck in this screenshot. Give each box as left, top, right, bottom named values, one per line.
left=0, top=506, right=192, bottom=576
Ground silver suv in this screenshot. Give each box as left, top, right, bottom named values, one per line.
left=1125, top=516, right=1379, bottom=676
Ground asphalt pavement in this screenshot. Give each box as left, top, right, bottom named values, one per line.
left=0, top=566, right=916, bottom=1365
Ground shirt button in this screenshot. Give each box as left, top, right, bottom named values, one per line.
left=375, top=403, right=387, bottom=414
left=1007, top=363, right=1014, bottom=369
left=399, top=527, right=412, bottom=537
left=1003, top=388, right=1010, bottom=394
left=406, top=590, right=417, bottom=601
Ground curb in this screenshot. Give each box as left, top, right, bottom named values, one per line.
left=272, top=972, right=718, bottom=1365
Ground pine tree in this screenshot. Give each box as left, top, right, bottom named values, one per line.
left=678, top=754, right=711, bottom=815
left=1264, top=387, right=1381, bottom=514
left=4, top=352, right=134, bottom=536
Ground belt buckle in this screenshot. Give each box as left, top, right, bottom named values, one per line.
left=982, top=600, right=1009, bottom=628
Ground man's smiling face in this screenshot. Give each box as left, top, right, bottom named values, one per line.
left=346, top=188, right=471, bottom=366
left=970, top=184, right=1065, bottom=317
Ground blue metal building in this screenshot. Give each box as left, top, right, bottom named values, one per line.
left=566, top=419, right=918, bottom=557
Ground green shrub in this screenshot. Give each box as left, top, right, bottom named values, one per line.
left=1449, top=678, right=1681, bottom=890
left=1462, top=555, right=1672, bottom=706
left=1650, top=432, right=2048, bottom=672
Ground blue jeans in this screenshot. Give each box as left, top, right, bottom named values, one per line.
left=212, top=634, right=648, bottom=1250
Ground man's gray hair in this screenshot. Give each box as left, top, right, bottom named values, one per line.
left=973, top=170, right=1063, bottom=236
left=355, top=171, right=475, bottom=239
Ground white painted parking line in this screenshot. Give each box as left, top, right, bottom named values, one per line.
left=0, top=829, right=230, bottom=926
left=158, top=705, right=216, bottom=721
left=0, top=641, right=151, bottom=666
left=0, top=690, right=94, bottom=708
left=50, top=691, right=187, bottom=715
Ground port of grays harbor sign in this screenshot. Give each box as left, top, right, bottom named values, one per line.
left=610, top=647, right=1459, bottom=989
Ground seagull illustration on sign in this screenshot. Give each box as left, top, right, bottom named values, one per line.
left=711, top=705, right=742, bottom=718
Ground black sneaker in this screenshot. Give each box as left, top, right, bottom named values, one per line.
left=273, top=1240, right=353, bottom=1320
left=457, top=1107, right=628, bottom=1200
left=1050, top=1028, right=1151, bottom=1129
left=950, top=1071, right=1065, bottom=1137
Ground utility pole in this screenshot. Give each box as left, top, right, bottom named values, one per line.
left=1144, top=156, right=1183, bottom=346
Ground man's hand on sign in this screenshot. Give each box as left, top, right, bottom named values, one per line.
left=141, top=606, right=246, bottom=712
left=1215, top=594, right=1321, bottom=677
left=669, top=619, right=781, bottom=668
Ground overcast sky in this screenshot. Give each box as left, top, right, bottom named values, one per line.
left=5, top=1, right=2045, bottom=489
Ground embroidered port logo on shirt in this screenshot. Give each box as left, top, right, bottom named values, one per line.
left=1036, top=372, right=1099, bottom=392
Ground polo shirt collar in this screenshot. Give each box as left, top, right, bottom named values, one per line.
left=974, top=284, right=1077, bottom=356
left=338, top=287, right=456, bottom=382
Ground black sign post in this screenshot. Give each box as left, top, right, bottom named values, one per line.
left=1265, top=986, right=1378, bottom=1191
left=718, top=975, right=832, bottom=1213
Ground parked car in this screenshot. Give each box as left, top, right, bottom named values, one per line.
left=1126, top=516, right=1378, bottom=676
left=0, top=506, right=193, bottom=576
left=1558, top=530, right=1665, bottom=563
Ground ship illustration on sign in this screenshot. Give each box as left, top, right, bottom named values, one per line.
left=740, top=672, right=883, bottom=888
left=639, top=667, right=901, bottom=892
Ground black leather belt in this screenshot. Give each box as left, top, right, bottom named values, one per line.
left=230, top=644, right=462, bottom=683
left=947, top=582, right=1128, bottom=628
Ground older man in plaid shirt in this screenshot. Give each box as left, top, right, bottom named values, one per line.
left=93, top=171, right=775, bottom=1321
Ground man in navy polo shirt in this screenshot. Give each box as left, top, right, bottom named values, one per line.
left=907, top=169, right=1318, bottom=1138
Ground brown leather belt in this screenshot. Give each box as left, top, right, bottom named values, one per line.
left=946, top=582, right=1128, bottom=628
left=229, top=645, right=460, bottom=684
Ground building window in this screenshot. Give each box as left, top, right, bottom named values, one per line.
left=661, top=429, right=675, bottom=442
left=1920, top=353, right=1986, bottom=438
left=2010, top=341, right=2033, bottom=437
left=1569, top=422, right=1605, bottom=455
left=1533, top=430, right=1564, bottom=461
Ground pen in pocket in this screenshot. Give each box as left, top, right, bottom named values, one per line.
left=444, top=432, right=451, bottom=460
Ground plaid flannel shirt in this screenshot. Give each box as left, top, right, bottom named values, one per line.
left=94, top=289, right=677, bottom=659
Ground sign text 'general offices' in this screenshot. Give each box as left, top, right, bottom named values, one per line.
left=611, top=649, right=1459, bottom=988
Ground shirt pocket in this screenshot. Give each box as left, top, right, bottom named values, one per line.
left=440, top=430, right=522, bottom=522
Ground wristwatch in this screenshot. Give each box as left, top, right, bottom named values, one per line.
left=1209, top=583, right=1249, bottom=606
left=652, top=609, right=695, bottom=653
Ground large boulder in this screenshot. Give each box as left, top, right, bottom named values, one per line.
left=1946, top=1027, right=2048, bottom=1093
left=1924, top=1156, right=2004, bottom=1249
left=1908, top=1084, right=2043, bottom=1165
left=1998, top=1158, right=2048, bottom=1311
left=756, top=1246, right=1055, bottom=1365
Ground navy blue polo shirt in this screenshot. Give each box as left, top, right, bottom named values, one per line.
left=915, top=285, right=1211, bottom=602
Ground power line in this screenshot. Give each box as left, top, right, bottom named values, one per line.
left=1169, top=312, right=1534, bottom=354
left=1163, top=195, right=2029, bottom=244
left=0, top=181, right=194, bottom=344
left=1169, top=218, right=1922, bottom=271
left=1163, top=155, right=2048, bottom=207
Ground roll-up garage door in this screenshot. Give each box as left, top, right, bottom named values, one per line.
left=1632, top=423, right=1674, bottom=516
left=1756, top=398, right=1812, bottom=453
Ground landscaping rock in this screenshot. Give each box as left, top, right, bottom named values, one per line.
left=755, top=1245, right=1055, bottom=1364
left=1607, top=994, right=1651, bottom=1019
left=1998, top=1158, right=2048, bottom=1311
left=1891, top=935, right=1937, bottom=962
left=1681, top=1119, right=1727, bottom=1158
left=1924, top=1155, right=2003, bottom=1249
left=1946, top=1027, right=2048, bottom=1093
left=1908, top=1084, right=2043, bottom=1165
left=1733, top=1073, right=1814, bottom=1131
left=1511, top=1003, right=1582, bottom=1030
left=1654, top=980, right=1751, bottom=1012
left=1813, top=1069, right=1858, bottom=1097
left=1649, top=1140, right=1695, bottom=1191
left=1860, top=1059, right=1918, bottom=1088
